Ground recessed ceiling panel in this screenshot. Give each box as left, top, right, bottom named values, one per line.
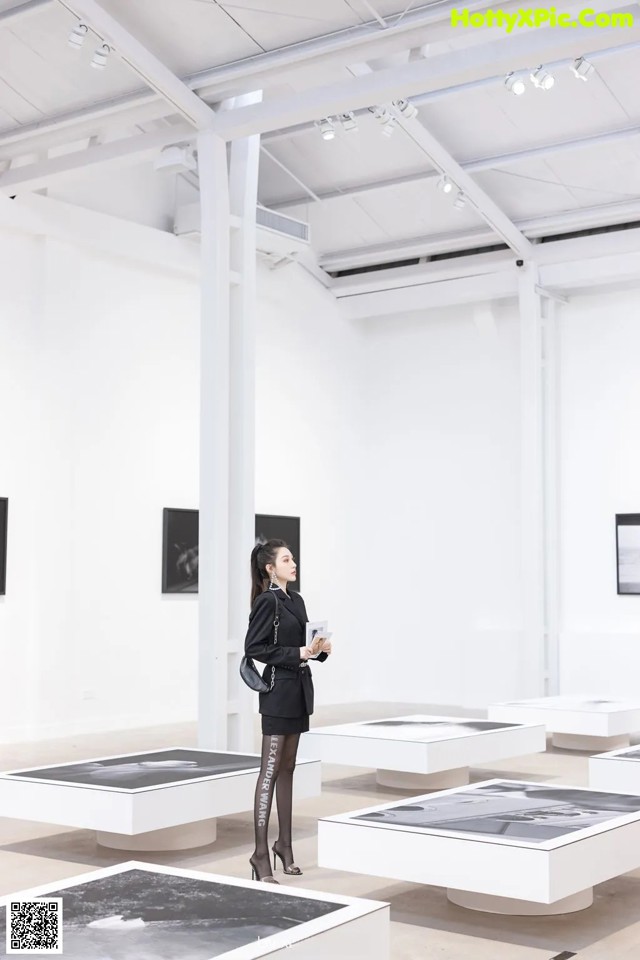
left=102, top=0, right=262, bottom=75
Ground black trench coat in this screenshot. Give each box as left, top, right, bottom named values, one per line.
left=244, top=587, right=327, bottom=718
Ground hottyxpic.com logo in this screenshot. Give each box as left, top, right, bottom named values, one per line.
left=451, top=7, right=635, bottom=31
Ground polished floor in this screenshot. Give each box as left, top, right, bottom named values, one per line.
left=1, top=701, right=639, bottom=959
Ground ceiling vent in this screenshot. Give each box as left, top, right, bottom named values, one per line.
left=174, top=202, right=310, bottom=261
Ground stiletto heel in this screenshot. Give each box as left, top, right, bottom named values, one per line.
left=273, top=851, right=277, bottom=872
left=249, top=855, right=279, bottom=884
left=272, top=842, right=303, bottom=876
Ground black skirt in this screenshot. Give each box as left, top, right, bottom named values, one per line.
left=261, top=714, right=309, bottom=735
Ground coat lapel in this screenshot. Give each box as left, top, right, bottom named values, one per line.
left=278, top=590, right=307, bottom=629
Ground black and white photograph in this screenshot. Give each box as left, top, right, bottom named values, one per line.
left=0, top=497, right=7, bottom=596
left=616, top=514, right=640, bottom=595
left=255, top=514, right=300, bottom=591
left=355, top=780, right=640, bottom=844
left=5, top=749, right=262, bottom=790
left=162, top=508, right=199, bottom=593
left=0, top=866, right=344, bottom=960
left=352, top=716, right=520, bottom=742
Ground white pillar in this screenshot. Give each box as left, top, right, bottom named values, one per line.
left=518, top=263, right=546, bottom=696
left=227, top=91, right=263, bottom=751
left=197, top=129, right=231, bottom=749
left=542, top=298, right=560, bottom=695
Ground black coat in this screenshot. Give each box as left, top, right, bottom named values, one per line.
left=244, top=588, right=327, bottom=717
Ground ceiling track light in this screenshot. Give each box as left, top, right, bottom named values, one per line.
left=453, top=191, right=467, bottom=210
left=317, top=117, right=336, bottom=141
left=68, top=22, right=88, bottom=48
left=437, top=175, right=454, bottom=194
left=91, top=43, right=112, bottom=70
left=392, top=97, right=418, bottom=120
left=338, top=112, right=358, bottom=132
left=572, top=56, right=595, bottom=81
left=504, top=71, right=526, bottom=95
left=530, top=65, right=555, bottom=90
left=369, top=106, right=396, bottom=137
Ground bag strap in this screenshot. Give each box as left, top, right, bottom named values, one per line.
left=269, top=589, right=279, bottom=691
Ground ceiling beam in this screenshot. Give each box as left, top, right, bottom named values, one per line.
left=0, top=0, right=51, bottom=23
left=320, top=198, right=640, bottom=271
left=266, top=122, right=640, bottom=211
left=0, top=123, right=194, bottom=194
left=348, top=60, right=533, bottom=259
left=55, top=0, right=216, bottom=129
left=3, top=0, right=631, bottom=156
left=0, top=0, right=489, bottom=154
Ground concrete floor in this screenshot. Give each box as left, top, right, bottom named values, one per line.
left=1, top=701, right=640, bottom=959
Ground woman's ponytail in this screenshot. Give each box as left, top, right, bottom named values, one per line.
left=250, top=538, right=288, bottom=606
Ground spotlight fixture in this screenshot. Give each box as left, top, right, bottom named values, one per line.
left=453, top=191, right=467, bottom=210
left=90, top=43, right=111, bottom=70
left=369, top=106, right=396, bottom=137
left=572, top=56, right=595, bottom=81
left=392, top=97, right=418, bottom=120
left=530, top=65, right=554, bottom=90
left=318, top=117, right=336, bottom=141
left=437, top=175, right=454, bottom=195
left=338, top=112, right=358, bottom=132
left=68, top=22, right=88, bottom=48
left=504, top=71, right=526, bottom=95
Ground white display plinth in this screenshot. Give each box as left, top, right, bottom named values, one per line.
left=590, top=744, right=640, bottom=794
left=376, top=767, right=468, bottom=790
left=447, top=887, right=593, bottom=915
left=553, top=733, right=630, bottom=752
left=0, top=747, right=320, bottom=852
left=489, top=696, right=640, bottom=750
left=318, top=778, right=640, bottom=916
left=301, top=714, right=546, bottom=783
left=0, top=861, right=390, bottom=960
left=97, top=818, right=218, bottom=851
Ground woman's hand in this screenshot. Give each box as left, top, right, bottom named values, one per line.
left=300, top=646, right=313, bottom=660
left=319, top=639, right=332, bottom=655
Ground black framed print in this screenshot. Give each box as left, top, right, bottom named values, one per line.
left=0, top=498, right=7, bottom=595
left=255, top=514, right=301, bottom=591
left=616, top=514, right=640, bottom=595
left=162, top=508, right=199, bottom=593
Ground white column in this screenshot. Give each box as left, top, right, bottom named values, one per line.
left=197, top=130, right=231, bottom=749
left=227, top=91, right=263, bottom=751
left=542, top=298, right=560, bottom=695
left=518, top=263, right=546, bottom=696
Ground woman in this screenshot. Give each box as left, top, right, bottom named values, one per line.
left=244, top=538, right=331, bottom=883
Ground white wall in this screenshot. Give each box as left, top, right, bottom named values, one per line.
left=558, top=288, right=640, bottom=697
left=256, top=265, right=365, bottom=706
left=358, top=302, right=524, bottom=708
left=0, top=226, right=364, bottom=742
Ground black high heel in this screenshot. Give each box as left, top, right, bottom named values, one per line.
left=272, top=841, right=303, bottom=876
left=250, top=855, right=279, bottom=884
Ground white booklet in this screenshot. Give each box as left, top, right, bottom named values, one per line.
left=306, top=620, right=332, bottom=656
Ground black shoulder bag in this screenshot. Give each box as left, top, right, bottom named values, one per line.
left=239, top=590, right=279, bottom=693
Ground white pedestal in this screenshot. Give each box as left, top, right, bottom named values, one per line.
left=97, top=818, right=217, bottom=851
left=552, top=733, right=630, bottom=752
left=376, top=767, right=469, bottom=790
left=447, top=887, right=593, bottom=915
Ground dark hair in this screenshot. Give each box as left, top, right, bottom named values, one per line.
left=250, top=539, right=288, bottom=605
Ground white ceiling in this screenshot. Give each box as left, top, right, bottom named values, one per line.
left=0, top=0, right=639, bottom=268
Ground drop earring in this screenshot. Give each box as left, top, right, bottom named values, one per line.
left=269, top=570, right=279, bottom=591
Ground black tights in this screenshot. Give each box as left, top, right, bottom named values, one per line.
left=252, top=733, right=300, bottom=873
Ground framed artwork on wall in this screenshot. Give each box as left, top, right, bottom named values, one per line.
left=616, top=514, right=640, bottom=595
left=162, top=508, right=199, bottom=593
left=0, top=497, right=7, bottom=595
left=255, top=514, right=301, bottom=591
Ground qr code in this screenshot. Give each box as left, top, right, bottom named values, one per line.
left=6, top=899, right=63, bottom=954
